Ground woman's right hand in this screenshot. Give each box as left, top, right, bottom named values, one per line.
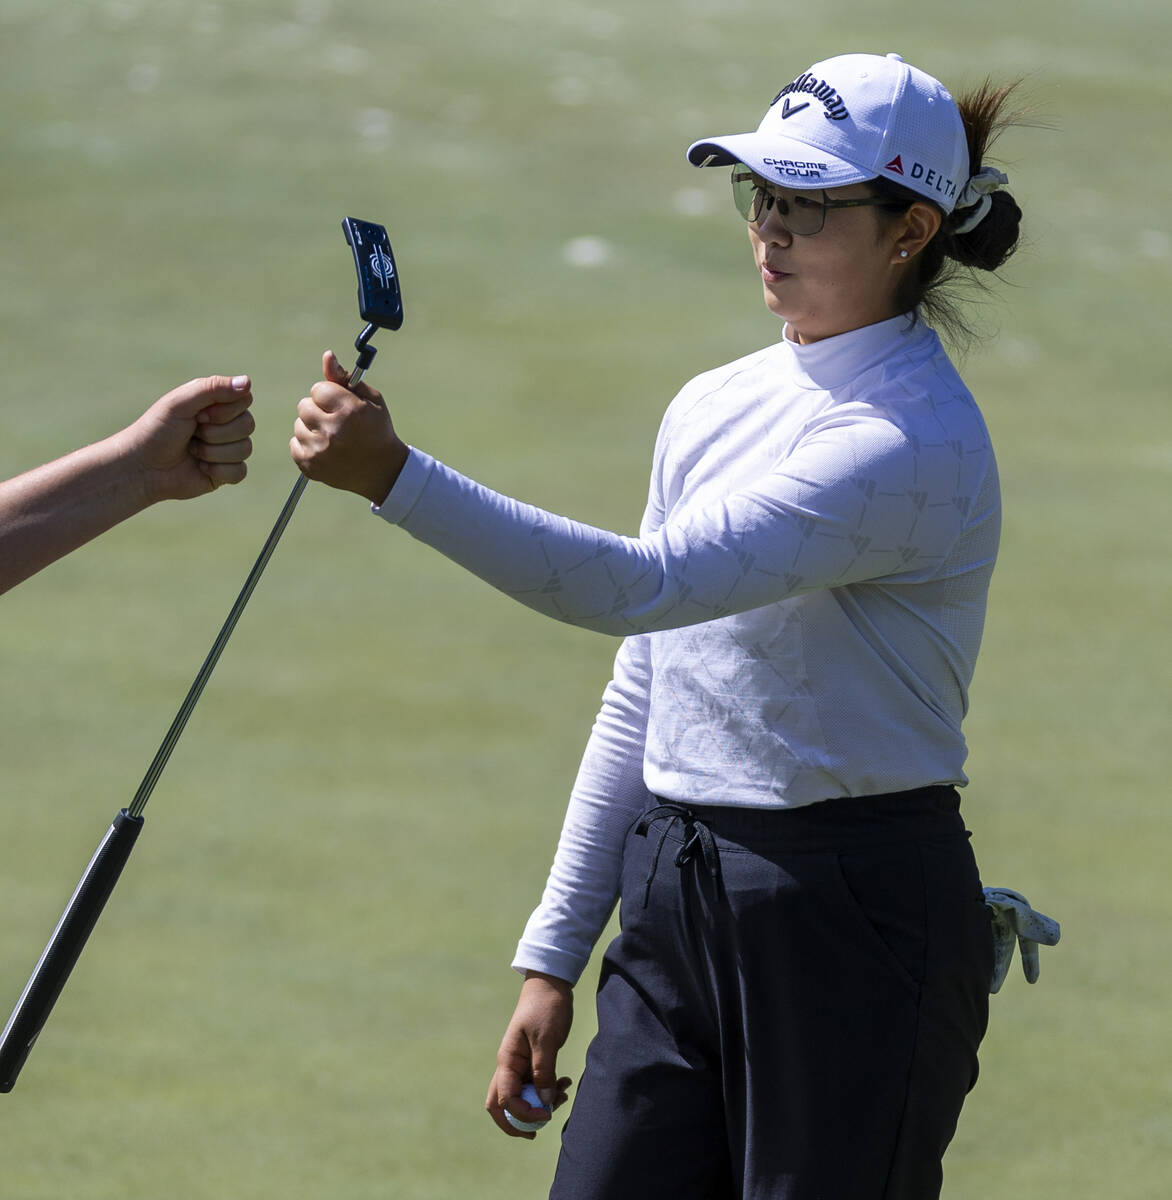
left=486, top=971, right=575, bottom=1139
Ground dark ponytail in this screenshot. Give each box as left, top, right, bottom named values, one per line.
left=870, top=79, right=1030, bottom=349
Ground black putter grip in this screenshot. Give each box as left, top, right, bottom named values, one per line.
left=0, top=809, right=144, bottom=1092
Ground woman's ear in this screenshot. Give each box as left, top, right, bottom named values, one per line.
left=895, top=202, right=942, bottom=262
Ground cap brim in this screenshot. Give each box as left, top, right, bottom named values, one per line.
left=686, top=133, right=871, bottom=190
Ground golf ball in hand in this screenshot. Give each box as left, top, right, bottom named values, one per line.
left=504, top=1083, right=551, bottom=1133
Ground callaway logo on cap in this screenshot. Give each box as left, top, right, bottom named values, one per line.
left=686, top=52, right=970, bottom=213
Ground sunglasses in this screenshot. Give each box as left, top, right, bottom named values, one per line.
left=730, top=166, right=908, bottom=236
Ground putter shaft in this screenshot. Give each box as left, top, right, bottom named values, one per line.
left=127, top=360, right=371, bottom=819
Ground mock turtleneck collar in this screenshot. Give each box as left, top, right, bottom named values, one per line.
left=779, top=313, right=929, bottom=390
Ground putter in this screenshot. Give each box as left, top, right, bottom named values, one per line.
left=0, top=218, right=403, bottom=1092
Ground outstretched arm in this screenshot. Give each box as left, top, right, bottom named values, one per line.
left=291, top=353, right=985, bottom=637
left=0, top=375, right=254, bottom=596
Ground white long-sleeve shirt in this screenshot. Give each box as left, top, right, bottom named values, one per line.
left=374, top=314, right=1000, bottom=983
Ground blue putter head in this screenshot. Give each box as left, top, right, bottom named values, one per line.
left=341, top=218, right=404, bottom=372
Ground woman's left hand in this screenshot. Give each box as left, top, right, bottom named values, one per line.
left=290, top=350, right=409, bottom=504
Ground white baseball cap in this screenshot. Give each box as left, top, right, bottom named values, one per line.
left=687, top=53, right=970, bottom=214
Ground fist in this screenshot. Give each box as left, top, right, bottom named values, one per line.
left=290, top=350, right=408, bottom=503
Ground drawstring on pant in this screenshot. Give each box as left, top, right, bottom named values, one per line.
left=634, top=803, right=721, bottom=909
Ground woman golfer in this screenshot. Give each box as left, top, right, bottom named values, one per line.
left=292, top=51, right=1024, bottom=1199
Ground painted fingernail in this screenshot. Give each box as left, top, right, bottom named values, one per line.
left=232, top=375, right=249, bottom=389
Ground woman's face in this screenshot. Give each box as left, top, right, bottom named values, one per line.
left=745, top=182, right=910, bottom=344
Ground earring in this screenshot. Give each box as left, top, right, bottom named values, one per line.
left=899, top=249, right=909, bottom=259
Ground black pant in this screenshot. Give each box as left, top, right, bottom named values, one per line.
left=550, top=789, right=993, bottom=1200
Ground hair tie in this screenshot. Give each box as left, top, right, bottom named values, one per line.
left=952, top=167, right=1009, bottom=235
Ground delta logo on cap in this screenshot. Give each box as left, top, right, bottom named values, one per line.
left=883, top=151, right=960, bottom=202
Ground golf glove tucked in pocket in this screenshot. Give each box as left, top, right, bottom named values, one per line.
left=983, top=887, right=1061, bottom=993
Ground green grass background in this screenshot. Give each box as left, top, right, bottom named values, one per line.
left=1, top=0, right=1169, bottom=1195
